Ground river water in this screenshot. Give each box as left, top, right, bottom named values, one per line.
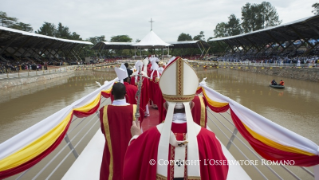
left=0, top=69, right=318, bottom=179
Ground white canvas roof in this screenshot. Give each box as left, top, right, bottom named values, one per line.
left=0, top=26, right=92, bottom=45
left=134, top=31, right=170, bottom=48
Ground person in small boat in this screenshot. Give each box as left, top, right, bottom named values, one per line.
left=271, top=79, right=277, bottom=85
left=279, top=80, right=284, bottom=86
left=123, top=57, right=228, bottom=180
left=99, top=83, right=138, bottom=180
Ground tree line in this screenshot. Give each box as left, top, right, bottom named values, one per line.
left=1, top=2, right=319, bottom=57
left=213, top=1, right=281, bottom=38
left=0, top=11, right=33, bottom=32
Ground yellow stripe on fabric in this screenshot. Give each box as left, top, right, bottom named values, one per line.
left=0, top=112, right=73, bottom=171
left=73, top=93, right=101, bottom=113
left=202, top=89, right=228, bottom=108
left=103, top=106, right=113, bottom=180
left=242, top=123, right=315, bottom=156
left=132, top=105, right=137, bottom=121
left=101, top=87, right=112, bottom=95
left=198, top=96, right=206, bottom=128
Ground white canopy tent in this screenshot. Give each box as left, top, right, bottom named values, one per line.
left=134, top=30, right=171, bottom=57
left=134, top=30, right=171, bottom=48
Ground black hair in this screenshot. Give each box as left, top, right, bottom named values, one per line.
left=125, top=63, right=129, bottom=68
left=111, top=83, right=126, bottom=99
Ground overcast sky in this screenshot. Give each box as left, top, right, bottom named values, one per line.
left=1, top=0, right=317, bottom=42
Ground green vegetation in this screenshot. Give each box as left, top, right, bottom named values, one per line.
left=0, top=11, right=33, bottom=32
left=36, top=22, right=82, bottom=40
left=214, top=1, right=281, bottom=38
left=312, top=3, right=319, bottom=15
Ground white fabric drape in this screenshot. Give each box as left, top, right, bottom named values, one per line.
left=200, top=85, right=319, bottom=156
left=0, top=78, right=117, bottom=160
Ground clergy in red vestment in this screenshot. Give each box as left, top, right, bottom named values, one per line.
left=123, top=57, right=228, bottom=180
left=114, top=64, right=144, bottom=119
left=130, top=61, right=150, bottom=116
left=123, top=77, right=137, bottom=104
left=150, top=62, right=166, bottom=123
left=191, top=95, right=207, bottom=128
left=99, top=83, right=137, bottom=180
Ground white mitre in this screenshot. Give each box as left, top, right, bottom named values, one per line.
left=114, top=63, right=128, bottom=83
left=150, top=63, right=159, bottom=81
left=134, top=60, right=143, bottom=72
left=157, top=57, right=201, bottom=179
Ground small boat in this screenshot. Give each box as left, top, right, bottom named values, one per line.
left=269, top=84, right=285, bottom=89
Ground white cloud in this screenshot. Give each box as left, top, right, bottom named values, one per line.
left=1, top=0, right=317, bottom=42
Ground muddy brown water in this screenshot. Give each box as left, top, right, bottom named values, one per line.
left=0, top=69, right=318, bottom=179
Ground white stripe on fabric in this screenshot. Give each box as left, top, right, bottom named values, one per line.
left=202, top=86, right=319, bottom=155
left=184, top=102, right=201, bottom=177
left=157, top=102, right=176, bottom=177
left=0, top=78, right=117, bottom=160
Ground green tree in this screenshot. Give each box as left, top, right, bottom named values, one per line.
left=9, top=22, right=33, bottom=32
left=56, top=22, right=71, bottom=39
left=214, top=22, right=227, bottom=37
left=35, top=22, right=56, bottom=36
left=312, top=3, right=319, bottom=15
left=88, top=35, right=106, bottom=45
left=241, top=3, right=261, bottom=33
left=0, top=11, right=33, bottom=32
left=110, top=35, right=132, bottom=42
left=110, top=35, right=132, bottom=56
left=241, top=2, right=281, bottom=33
left=225, top=14, right=242, bottom=36
left=0, top=11, right=17, bottom=27
left=260, top=2, right=281, bottom=28
left=177, top=33, right=193, bottom=41
left=193, top=31, right=205, bottom=41
left=70, top=32, right=82, bottom=40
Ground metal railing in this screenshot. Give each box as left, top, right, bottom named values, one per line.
left=207, top=109, right=315, bottom=180
left=0, top=67, right=74, bottom=80
left=10, top=98, right=109, bottom=180
left=217, top=61, right=318, bottom=68
left=7, top=98, right=316, bottom=179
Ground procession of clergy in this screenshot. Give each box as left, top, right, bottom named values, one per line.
left=99, top=56, right=229, bottom=180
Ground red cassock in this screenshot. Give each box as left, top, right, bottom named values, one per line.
left=99, top=104, right=137, bottom=180
left=150, top=70, right=166, bottom=123
left=123, top=123, right=229, bottom=180
left=130, top=76, right=150, bottom=109
left=191, top=95, right=208, bottom=128
left=123, top=82, right=137, bottom=104
left=147, top=63, right=152, bottom=77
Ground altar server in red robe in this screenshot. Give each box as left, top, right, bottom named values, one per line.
left=130, top=61, right=150, bottom=116
left=123, top=77, right=137, bottom=104
left=123, top=57, right=229, bottom=180
left=99, top=83, right=137, bottom=180
left=114, top=64, right=137, bottom=104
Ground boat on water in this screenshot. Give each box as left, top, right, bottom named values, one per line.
left=0, top=58, right=318, bottom=180
left=269, top=84, right=285, bottom=89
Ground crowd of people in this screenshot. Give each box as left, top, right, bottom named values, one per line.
left=98, top=56, right=229, bottom=180
left=217, top=53, right=319, bottom=67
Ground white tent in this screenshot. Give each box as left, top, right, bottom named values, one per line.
left=134, top=31, right=171, bottom=48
